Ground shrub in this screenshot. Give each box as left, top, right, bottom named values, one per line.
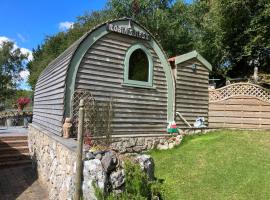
left=95, top=159, right=164, bottom=200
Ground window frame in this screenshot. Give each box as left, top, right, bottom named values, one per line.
left=123, top=43, right=154, bottom=88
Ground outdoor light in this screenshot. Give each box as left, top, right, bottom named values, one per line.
left=192, top=63, right=197, bottom=71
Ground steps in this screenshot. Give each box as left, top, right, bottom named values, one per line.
left=0, top=135, right=32, bottom=168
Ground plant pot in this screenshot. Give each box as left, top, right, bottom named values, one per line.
left=6, top=118, right=12, bottom=127
left=23, top=117, right=28, bottom=128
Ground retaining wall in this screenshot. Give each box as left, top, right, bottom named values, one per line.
left=28, top=124, right=172, bottom=200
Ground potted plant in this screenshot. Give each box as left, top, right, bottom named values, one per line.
left=17, top=97, right=31, bottom=111
left=17, top=97, right=31, bottom=128
left=5, top=112, right=13, bottom=127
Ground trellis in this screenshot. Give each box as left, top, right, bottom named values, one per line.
left=208, top=82, right=270, bottom=129
left=209, top=82, right=270, bottom=103
left=72, top=90, right=114, bottom=141
left=72, top=90, right=95, bottom=136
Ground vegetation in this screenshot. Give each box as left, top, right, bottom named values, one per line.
left=27, top=0, right=270, bottom=89
left=95, top=160, right=164, bottom=200
left=0, top=41, right=28, bottom=103
left=150, top=130, right=270, bottom=200
left=2, top=90, right=33, bottom=110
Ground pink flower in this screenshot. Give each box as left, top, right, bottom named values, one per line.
left=17, top=97, right=31, bottom=111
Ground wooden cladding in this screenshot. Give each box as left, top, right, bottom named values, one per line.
left=175, top=59, right=210, bottom=127
left=75, top=33, right=168, bottom=135
left=208, top=83, right=270, bottom=129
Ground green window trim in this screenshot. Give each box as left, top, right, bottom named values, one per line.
left=123, top=43, right=153, bottom=88
left=65, top=19, right=175, bottom=123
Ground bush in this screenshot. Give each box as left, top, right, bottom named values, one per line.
left=95, top=160, right=164, bottom=200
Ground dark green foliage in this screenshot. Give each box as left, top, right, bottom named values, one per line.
left=95, top=160, right=164, bottom=200
left=4, top=90, right=33, bottom=109
left=0, top=41, right=28, bottom=104
left=27, top=0, right=270, bottom=89
left=124, top=160, right=150, bottom=198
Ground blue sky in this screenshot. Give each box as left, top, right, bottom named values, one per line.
left=0, top=0, right=108, bottom=90
left=0, top=0, right=191, bottom=90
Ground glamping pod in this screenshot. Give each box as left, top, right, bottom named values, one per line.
left=169, top=51, right=212, bottom=128
left=33, top=18, right=175, bottom=136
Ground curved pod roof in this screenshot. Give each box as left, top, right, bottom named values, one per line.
left=33, top=18, right=175, bottom=136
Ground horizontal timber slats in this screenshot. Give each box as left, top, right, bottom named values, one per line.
left=175, top=59, right=209, bottom=127
left=75, top=33, right=168, bottom=136
left=209, top=95, right=270, bottom=129
left=33, top=37, right=83, bottom=136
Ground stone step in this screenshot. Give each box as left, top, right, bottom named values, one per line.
left=0, top=153, right=30, bottom=162
left=0, top=140, right=28, bottom=147
left=0, top=146, right=29, bottom=154
left=0, top=159, right=32, bottom=168
left=0, top=136, right=28, bottom=141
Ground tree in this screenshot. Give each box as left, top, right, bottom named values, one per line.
left=195, top=0, right=270, bottom=78
left=27, top=0, right=270, bottom=89
left=0, top=41, right=28, bottom=104
left=27, top=10, right=111, bottom=89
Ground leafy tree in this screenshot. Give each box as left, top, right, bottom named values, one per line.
left=27, top=0, right=270, bottom=89
left=196, top=0, right=270, bottom=78
left=0, top=41, right=28, bottom=104
left=27, top=10, right=111, bottom=89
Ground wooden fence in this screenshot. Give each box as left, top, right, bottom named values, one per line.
left=208, top=83, right=270, bottom=129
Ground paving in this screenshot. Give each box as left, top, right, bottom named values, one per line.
left=0, top=127, right=48, bottom=200
left=0, top=126, right=28, bottom=137
left=0, top=166, right=48, bottom=200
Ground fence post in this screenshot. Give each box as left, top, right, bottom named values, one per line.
left=74, top=99, right=85, bottom=200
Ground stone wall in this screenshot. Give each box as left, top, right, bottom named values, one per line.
left=28, top=124, right=77, bottom=200
left=28, top=125, right=181, bottom=200
left=110, top=134, right=183, bottom=152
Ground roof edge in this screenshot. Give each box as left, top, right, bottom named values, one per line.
left=175, top=50, right=212, bottom=71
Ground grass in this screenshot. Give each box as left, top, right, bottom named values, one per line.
left=150, top=130, right=270, bottom=200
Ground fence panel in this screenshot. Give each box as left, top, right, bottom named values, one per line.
left=209, top=83, right=270, bottom=129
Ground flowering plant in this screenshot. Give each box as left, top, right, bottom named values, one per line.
left=17, top=97, right=31, bottom=111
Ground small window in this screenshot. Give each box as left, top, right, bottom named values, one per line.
left=128, top=49, right=149, bottom=82
left=124, top=44, right=153, bottom=88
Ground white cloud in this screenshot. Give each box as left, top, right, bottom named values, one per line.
left=21, top=47, right=33, bottom=61
left=0, top=35, right=32, bottom=61
left=59, top=21, right=74, bottom=31
left=20, top=70, right=30, bottom=80
left=19, top=69, right=31, bottom=90
left=0, top=36, right=10, bottom=44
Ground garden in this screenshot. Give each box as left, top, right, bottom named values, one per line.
left=150, top=130, right=270, bottom=200
left=0, top=97, right=32, bottom=127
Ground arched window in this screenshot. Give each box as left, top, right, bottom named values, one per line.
left=124, top=44, right=153, bottom=88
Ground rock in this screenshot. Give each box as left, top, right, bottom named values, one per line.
left=101, top=151, right=118, bottom=173
left=83, top=159, right=107, bottom=200
left=135, top=155, right=155, bottom=181
left=109, top=169, right=125, bottom=190
left=95, top=154, right=102, bottom=160
left=93, top=150, right=106, bottom=155
left=168, top=142, right=174, bottom=149
left=132, top=146, right=144, bottom=153
left=175, top=135, right=183, bottom=145
left=157, top=143, right=169, bottom=150
left=83, top=144, right=90, bottom=152
left=136, top=138, right=145, bottom=146
left=86, top=152, right=95, bottom=160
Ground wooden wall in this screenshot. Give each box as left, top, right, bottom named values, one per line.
left=33, top=42, right=80, bottom=136
left=75, top=33, right=168, bottom=136
left=209, top=96, right=270, bottom=129
left=175, top=59, right=209, bottom=127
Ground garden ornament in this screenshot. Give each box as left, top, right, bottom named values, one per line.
left=63, top=118, right=72, bottom=138
left=167, top=121, right=178, bottom=133
left=193, top=117, right=206, bottom=128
